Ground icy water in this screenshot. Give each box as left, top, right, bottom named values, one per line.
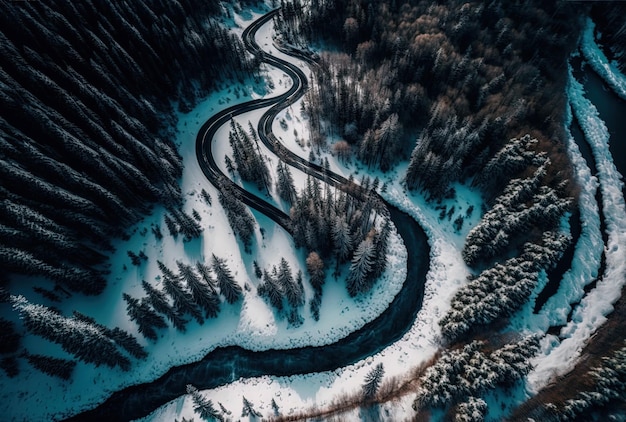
left=579, top=61, right=626, bottom=195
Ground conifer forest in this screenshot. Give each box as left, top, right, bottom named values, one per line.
left=1, top=0, right=626, bottom=421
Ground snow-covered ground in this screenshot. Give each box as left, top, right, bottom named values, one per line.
left=527, top=66, right=626, bottom=389
left=8, top=6, right=623, bottom=422
left=581, top=18, right=626, bottom=101
left=142, top=10, right=489, bottom=419
left=146, top=16, right=626, bottom=422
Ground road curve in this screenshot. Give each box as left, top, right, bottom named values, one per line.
left=64, top=9, right=430, bottom=421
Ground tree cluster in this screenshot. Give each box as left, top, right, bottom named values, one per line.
left=278, top=0, right=582, bottom=194
left=164, top=208, right=203, bottom=241
left=414, top=336, right=539, bottom=413
left=441, top=230, right=570, bottom=342
left=463, top=155, right=571, bottom=266
left=226, top=120, right=271, bottom=193
left=125, top=257, right=242, bottom=340
left=555, top=341, right=626, bottom=421
left=290, top=176, right=390, bottom=297
left=11, top=295, right=140, bottom=371
left=257, top=258, right=305, bottom=326
left=217, top=179, right=256, bottom=252
left=0, top=0, right=258, bottom=294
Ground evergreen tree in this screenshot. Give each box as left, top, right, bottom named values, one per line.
left=25, top=353, right=76, bottom=380
left=178, top=261, right=220, bottom=319
left=0, top=318, right=20, bottom=354
left=276, top=162, right=297, bottom=204
left=142, top=279, right=188, bottom=332
left=12, top=295, right=130, bottom=370
left=212, top=254, right=242, bottom=304
left=72, top=311, right=147, bottom=360
left=241, top=396, right=262, bottom=417
left=162, top=266, right=204, bottom=325
left=331, top=217, right=353, bottom=262
left=186, top=384, right=222, bottom=421
left=258, top=270, right=284, bottom=311
left=196, top=262, right=218, bottom=293
left=123, top=293, right=167, bottom=341
left=372, top=219, right=391, bottom=278
left=346, top=237, right=375, bottom=296
left=362, top=363, right=385, bottom=400
left=305, top=251, right=325, bottom=292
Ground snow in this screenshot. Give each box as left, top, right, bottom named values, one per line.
left=143, top=135, right=484, bottom=421
left=140, top=7, right=495, bottom=421
left=581, top=18, right=626, bottom=101
left=0, top=7, right=411, bottom=422
left=528, top=66, right=626, bottom=390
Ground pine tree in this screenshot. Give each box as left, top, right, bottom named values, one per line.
left=212, top=254, right=242, bottom=304
left=123, top=293, right=167, bottom=341
left=362, top=363, right=384, bottom=400
left=196, top=262, right=218, bottom=293
left=372, top=219, right=391, bottom=278
left=258, top=270, right=284, bottom=311
left=12, top=295, right=130, bottom=370
left=331, top=217, right=353, bottom=263
left=201, top=189, right=212, bottom=206
left=241, top=396, right=262, bottom=417
left=142, top=279, right=188, bottom=332
left=72, top=311, right=147, bottom=360
left=25, top=353, right=76, bottom=380
left=0, top=318, right=20, bottom=354
left=178, top=261, right=220, bottom=319
left=346, top=238, right=375, bottom=296
left=271, top=398, right=280, bottom=416
left=276, top=162, right=297, bottom=204
left=162, top=267, right=204, bottom=325
left=186, top=384, right=222, bottom=421
left=284, top=270, right=305, bottom=308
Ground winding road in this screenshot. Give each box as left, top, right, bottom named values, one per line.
left=65, top=10, right=430, bottom=421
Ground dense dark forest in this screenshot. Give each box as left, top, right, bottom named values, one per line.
left=277, top=0, right=582, bottom=199
left=0, top=0, right=258, bottom=295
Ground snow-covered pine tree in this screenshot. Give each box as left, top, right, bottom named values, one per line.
left=211, top=254, right=242, bottom=304
left=12, top=295, right=131, bottom=370
left=372, top=218, right=391, bottom=278
left=276, top=161, right=298, bottom=204
left=196, top=262, right=218, bottom=293
left=72, top=311, right=147, bottom=360
left=331, top=217, right=353, bottom=263
left=217, top=181, right=256, bottom=250
left=161, top=266, right=204, bottom=325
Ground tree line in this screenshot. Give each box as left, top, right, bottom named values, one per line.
left=124, top=256, right=242, bottom=341
left=277, top=0, right=582, bottom=200
left=0, top=0, right=258, bottom=295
